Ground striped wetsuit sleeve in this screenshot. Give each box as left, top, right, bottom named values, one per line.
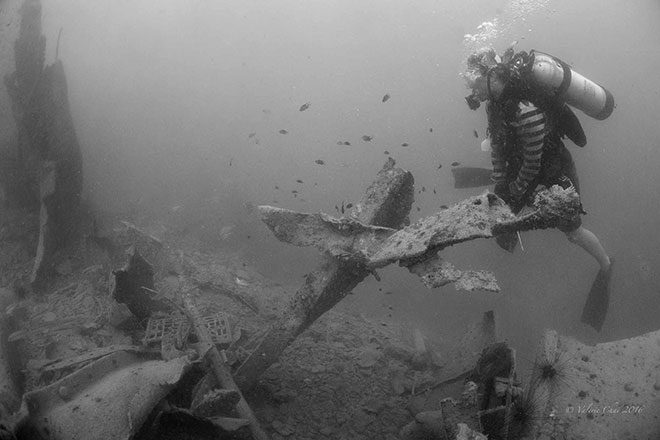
left=511, top=102, right=546, bottom=197
left=486, top=104, right=507, bottom=184
left=490, top=137, right=507, bottom=183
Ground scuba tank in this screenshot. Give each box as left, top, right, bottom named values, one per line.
left=525, top=50, right=615, bottom=120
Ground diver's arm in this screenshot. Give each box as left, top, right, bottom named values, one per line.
left=511, top=102, right=545, bottom=198
left=490, top=140, right=507, bottom=183
left=487, top=109, right=507, bottom=184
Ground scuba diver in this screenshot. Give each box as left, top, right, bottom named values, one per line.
left=463, top=44, right=615, bottom=331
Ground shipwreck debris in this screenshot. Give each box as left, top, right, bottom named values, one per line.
left=182, top=292, right=269, bottom=440
left=257, top=184, right=580, bottom=294
left=234, top=158, right=415, bottom=390
left=113, top=221, right=168, bottom=274
left=406, top=254, right=499, bottom=292
left=529, top=329, right=660, bottom=439
left=15, top=350, right=191, bottom=440
left=191, top=388, right=241, bottom=418
left=112, top=247, right=171, bottom=323
left=234, top=159, right=580, bottom=392
left=400, top=380, right=484, bottom=440
left=401, top=340, right=519, bottom=440
left=0, top=288, right=21, bottom=418
left=4, top=0, right=83, bottom=288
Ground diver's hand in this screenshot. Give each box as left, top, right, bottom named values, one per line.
left=494, top=182, right=511, bottom=204
left=508, top=183, right=525, bottom=214
left=509, top=198, right=524, bottom=215
left=494, top=182, right=524, bottom=213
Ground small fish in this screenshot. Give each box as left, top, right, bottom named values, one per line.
left=437, top=163, right=443, bottom=169
left=335, top=205, right=339, bottom=212
left=416, top=207, right=421, bottom=212
left=382, top=93, right=391, bottom=102
left=341, top=201, right=345, bottom=214
left=401, top=143, right=409, bottom=147
left=294, top=193, right=297, bottom=198
left=451, top=162, right=460, bottom=167
left=344, top=141, right=351, bottom=146
left=315, top=159, right=325, bottom=165
left=422, top=186, right=426, bottom=192
left=299, top=102, right=311, bottom=112
left=433, top=188, right=436, bottom=194
left=248, top=132, right=256, bottom=138
left=429, top=128, right=433, bottom=132
left=384, top=150, right=390, bottom=155
left=440, top=205, right=448, bottom=209
left=362, top=135, right=373, bottom=142
left=291, top=190, right=298, bottom=193
left=345, top=203, right=353, bottom=209
left=296, top=179, right=303, bottom=183
left=229, top=158, right=233, bottom=166
left=272, top=200, right=279, bottom=203
left=235, top=277, right=249, bottom=287
left=279, top=129, right=288, bottom=134
left=473, top=129, right=479, bottom=138
left=275, top=185, right=280, bottom=189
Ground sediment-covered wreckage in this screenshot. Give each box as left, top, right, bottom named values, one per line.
left=0, top=1, right=659, bottom=440
left=2, top=0, right=83, bottom=290
left=3, top=147, right=657, bottom=439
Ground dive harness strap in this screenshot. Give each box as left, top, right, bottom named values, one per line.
left=554, top=56, right=573, bottom=99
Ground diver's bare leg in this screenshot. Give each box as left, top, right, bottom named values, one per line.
left=565, top=226, right=611, bottom=271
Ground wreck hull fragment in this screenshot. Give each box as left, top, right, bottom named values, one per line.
left=533, top=329, right=660, bottom=440
left=16, top=351, right=191, bottom=440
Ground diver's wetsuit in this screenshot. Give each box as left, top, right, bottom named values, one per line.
left=488, top=99, right=582, bottom=232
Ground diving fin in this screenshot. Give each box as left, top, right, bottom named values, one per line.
left=558, top=104, right=587, bottom=147
left=452, top=167, right=493, bottom=189
left=496, top=233, right=518, bottom=253
left=580, top=258, right=615, bottom=332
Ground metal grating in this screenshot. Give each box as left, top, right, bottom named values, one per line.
left=143, top=314, right=190, bottom=349
left=144, top=312, right=232, bottom=348
left=202, top=312, right=232, bottom=345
